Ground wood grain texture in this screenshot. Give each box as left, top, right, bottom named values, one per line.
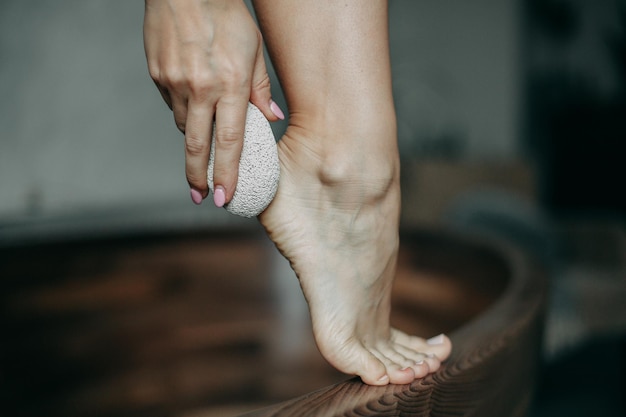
left=0, top=228, right=546, bottom=417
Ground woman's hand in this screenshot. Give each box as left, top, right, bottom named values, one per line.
left=143, top=0, right=284, bottom=206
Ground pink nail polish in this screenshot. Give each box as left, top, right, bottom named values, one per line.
left=213, top=186, right=226, bottom=208
left=190, top=188, right=203, bottom=205
left=270, top=100, right=285, bottom=120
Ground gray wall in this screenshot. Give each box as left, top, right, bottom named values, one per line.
left=390, top=0, right=521, bottom=158
left=0, top=0, right=521, bottom=241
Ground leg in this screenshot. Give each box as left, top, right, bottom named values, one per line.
left=253, top=0, right=452, bottom=385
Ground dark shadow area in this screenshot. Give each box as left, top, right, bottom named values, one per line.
left=531, top=334, right=626, bottom=417
left=523, top=0, right=626, bottom=215
left=522, top=2, right=626, bottom=414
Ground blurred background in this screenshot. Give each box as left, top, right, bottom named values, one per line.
left=1, top=0, right=624, bottom=416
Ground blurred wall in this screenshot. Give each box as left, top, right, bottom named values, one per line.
left=0, top=2, right=181, bottom=215
left=0, top=0, right=522, bottom=240
left=390, top=0, right=521, bottom=159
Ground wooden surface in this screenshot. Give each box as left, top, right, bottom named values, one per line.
left=0, top=228, right=545, bottom=416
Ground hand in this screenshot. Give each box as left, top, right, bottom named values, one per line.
left=143, top=0, right=284, bottom=205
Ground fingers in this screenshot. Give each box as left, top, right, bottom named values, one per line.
left=143, top=0, right=285, bottom=207
left=249, top=41, right=285, bottom=122
left=171, top=92, right=189, bottom=135
left=180, top=60, right=284, bottom=207
left=174, top=88, right=250, bottom=207
left=211, top=95, right=248, bottom=206
left=184, top=97, right=214, bottom=200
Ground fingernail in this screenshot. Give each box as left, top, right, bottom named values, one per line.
left=213, top=186, right=226, bottom=208
left=427, top=334, right=445, bottom=346
left=270, top=100, right=285, bottom=120
left=377, top=374, right=389, bottom=383
left=190, top=188, right=203, bottom=205
left=415, top=360, right=424, bottom=365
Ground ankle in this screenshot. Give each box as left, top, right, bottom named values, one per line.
left=318, top=123, right=399, bottom=193
left=279, top=107, right=400, bottom=203
left=317, top=149, right=399, bottom=198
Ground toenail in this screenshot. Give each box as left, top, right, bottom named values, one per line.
left=377, top=374, right=389, bottom=383
left=426, top=334, right=445, bottom=345
left=415, top=360, right=424, bottom=365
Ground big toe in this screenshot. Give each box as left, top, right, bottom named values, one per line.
left=422, top=333, right=453, bottom=361
left=393, top=330, right=453, bottom=362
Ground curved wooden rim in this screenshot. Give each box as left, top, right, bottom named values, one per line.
left=242, top=228, right=547, bottom=417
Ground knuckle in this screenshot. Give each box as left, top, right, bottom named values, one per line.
left=215, top=126, right=242, bottom=148
left=252, top=72, right=271, bottom=92
left=185, top=135, right=209, bottom=155
left=164, top=69, right=187, bottom=89
left=188, top=69, right=216, bottom=96
left=154, top=60, right=250, bottom=99
left=148, top=64, right=161, bottom=83
left=147, top=61, right=178, bottom=86
left=174, top=113, right=186, bottom=133
left=218, top=61, right=250, bottom=92
left=158, top=76, right=219, bottom=107
left=156, top=66, right=214, bottom=93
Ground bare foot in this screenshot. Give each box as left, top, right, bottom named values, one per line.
left=259, top=123, right=452, bottom=385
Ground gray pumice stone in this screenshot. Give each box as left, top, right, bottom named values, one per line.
left=208, top=103, right=280, bottom=218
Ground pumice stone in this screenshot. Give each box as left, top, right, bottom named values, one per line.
left=208, top=103, right=280, bottom=218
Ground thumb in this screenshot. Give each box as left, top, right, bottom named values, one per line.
left=249, top=46, right=285, bottom=122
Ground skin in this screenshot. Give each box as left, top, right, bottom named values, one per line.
left=143, top=0, right=283, bottom=204
left=143, top=0, right=452, bottom=385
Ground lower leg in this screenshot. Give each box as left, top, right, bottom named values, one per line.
left=253, top=0, right=451, bottom=385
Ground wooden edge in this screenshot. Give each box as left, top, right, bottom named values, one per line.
left=241, top=229, right=547, bottom=417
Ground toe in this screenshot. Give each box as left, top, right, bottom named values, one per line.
left=393, top=345, right=431, bottom=377
left=423, top=353, right=441, bottom=373
left=410, top=359, right=430, bottom=378
left=345, top=340, right=393, bottom=386
left=357, top=353, right=392, bottom=386
left=392, top=330, right=452, bottom=362
left=424, top=334, right=452, bottom=361
left=370, top=346, right=417, bottom=385
left=386, top=364, right=416, bottom=385
left=390, top=367, right=417, bottom=385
